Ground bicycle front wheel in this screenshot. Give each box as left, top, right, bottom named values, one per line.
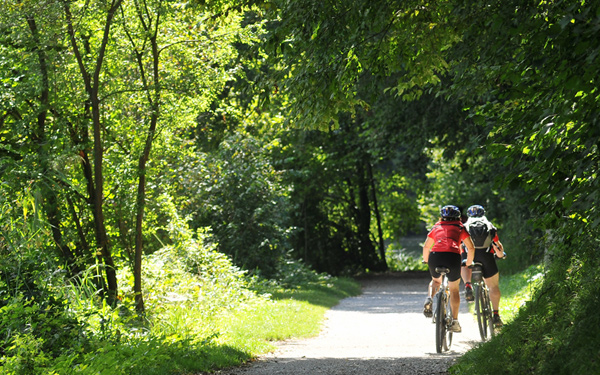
left=475, top=284, right=489, bottom=340
left=435, top=291, right=446, bottom=353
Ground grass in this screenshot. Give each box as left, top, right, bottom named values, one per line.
left=452, top=257, right=600, bottom=374
left=451, top=263, right=548, bottom=375
left=495, top=263, right=544, bottom=322
left=0, top=257, right=361, bottom=375
left=221, top=282, right=356, bottom=349
left=199, top=276, right=362, bottom=372
left=464, top=263, right=545, bottom=324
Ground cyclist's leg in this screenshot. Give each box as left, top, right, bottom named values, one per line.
left=425, top=254, right=444, bottom=317
left=429, top=278, right=441, bottom=298
left=484, top=273, right=501, bottom=311
left=461, top=266, right=472, bottom=286
left=461, top=257, right=474, bottom=301
left=427, top=253, right=444, bottom=298
left=477, top=250, right=500, bottom=310
left=446, top=254, right=462, bottom=320
left=449, top=279, right=461, bottom=319
left=460, top=251, right=472, bottom=284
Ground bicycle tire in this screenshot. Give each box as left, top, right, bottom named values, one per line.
left=435, top=290, right=446, bottom=353
left=445, top=294, right=453, bottom=351
left=482, top=287, right=495, bottom=338
left=475, top=284, right=488, bottom=340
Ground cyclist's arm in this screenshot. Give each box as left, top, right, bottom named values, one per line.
left=422, top=237, right=434, bottom=263
left=463, top=237, right=475, bottom=266
left=493, top=240, right=506, bottom=258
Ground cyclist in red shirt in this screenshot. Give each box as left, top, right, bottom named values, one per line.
left=422, top=205, right=475, bottom=333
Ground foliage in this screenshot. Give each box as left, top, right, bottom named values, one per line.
left=0, top=0, right=263, bottom=310
left=2, top=0, right=600, bottom=373
left=1, top=196, right=360, bottom=374
left=259, top=0, right=460, bottom=127
left=385, top=246, right=427, bottom=272
left=453, top=227, right=600, bottom=375
left=176, top=130, right=294, bottom=278
left=444, top=2, right=600, bottom=373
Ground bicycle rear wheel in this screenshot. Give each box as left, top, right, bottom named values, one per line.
left=482, top=287, right=495, bottom=338
left=444, top=295, right=453, bottom=351
left=475, top=284, right=489, bottom=340
left=435, top=291, right=446, bottom=353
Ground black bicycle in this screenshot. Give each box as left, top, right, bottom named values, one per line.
left=470, top=262, right=494, bottom=340
left=433, top=266, right=453, bottom=353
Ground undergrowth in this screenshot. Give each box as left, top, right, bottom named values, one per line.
left=386, top=246, right=428, bottom=272
left=0, top=198, right=361, bottom=375
left=451, top=225, right=600, bottom=375
left=490, top=263, right=544, bottom=323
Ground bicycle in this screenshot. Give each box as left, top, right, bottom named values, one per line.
left=432, top=266, right=454, bottom=353
left=470, top=262, right=494, bottom=340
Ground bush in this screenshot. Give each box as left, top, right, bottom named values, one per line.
left=385, top=246, right=428, bottom=272
left=451, top=224, right=600, bottom=375
left=0, top=195, right=262, bottom=374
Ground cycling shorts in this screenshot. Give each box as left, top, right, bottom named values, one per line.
left=428, top=252, right=462, bottom=282
left=462, top=249, right=499, bottom=279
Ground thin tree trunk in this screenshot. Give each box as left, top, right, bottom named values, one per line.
left=27, top=14, right=82, bottom=277
left=356, top=163, right=376, bottom=270
left=367, top=162, right=387, bottom=269
left=63, top=0, right=123, bottom=306
left=128, top=1, right=163, bottom=313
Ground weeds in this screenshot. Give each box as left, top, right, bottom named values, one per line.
left=452, top=226, right=600, bottom=375
left=0, top=212, right=360, bottom=374
left=386, top=246, right=428, bottom=272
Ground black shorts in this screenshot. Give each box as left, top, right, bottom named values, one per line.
left=428, top=252, right=462, bottom=282
left=462, top=249, right=499, bottom=279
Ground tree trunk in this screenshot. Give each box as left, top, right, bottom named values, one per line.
left=367, top=162, right=387, bottom=269
left=63, top=0, right=124, bottom=306
left=129, top=4, right=164, bottom=313
left=354, top=162, right=386, bottom=272
left=27, top=14, right=82, bottom=277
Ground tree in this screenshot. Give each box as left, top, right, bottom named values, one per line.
left=259, top=0, right=458, bottom=127
left=62, top=0, right=125, bottom=305
left=1, top=0, right=261, bottom=311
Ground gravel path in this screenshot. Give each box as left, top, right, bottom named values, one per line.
left=217, top=272, right=481, bottom=375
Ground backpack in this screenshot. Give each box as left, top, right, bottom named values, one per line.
left=468, top=219, right=495, bottom=249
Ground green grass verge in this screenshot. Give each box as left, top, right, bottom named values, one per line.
left=451, top=263, right=544, bottom=375
left=471, top=263, right=545, bottom=323
left=0, top=277, right=361, bottom=375
left=453, top=256, right=600, bottom=375
left=204, top=277, right=362, bottom=373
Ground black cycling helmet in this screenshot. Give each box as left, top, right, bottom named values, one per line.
left=440, top=205, right=461, bottom=220
left=467, top=205, right=485, bottom=218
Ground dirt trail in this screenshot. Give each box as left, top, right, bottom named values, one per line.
left=218, top=272, right=481, bottom=375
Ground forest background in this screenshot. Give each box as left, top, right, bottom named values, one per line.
left=1, top=0, right=599, bottom=374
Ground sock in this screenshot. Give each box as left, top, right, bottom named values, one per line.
left=465, top=282, right=472, bottom=289
left=493, top=310, right=499, bottom=316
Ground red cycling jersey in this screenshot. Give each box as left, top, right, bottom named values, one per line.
left=427, top=220, right=471, bottom=254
